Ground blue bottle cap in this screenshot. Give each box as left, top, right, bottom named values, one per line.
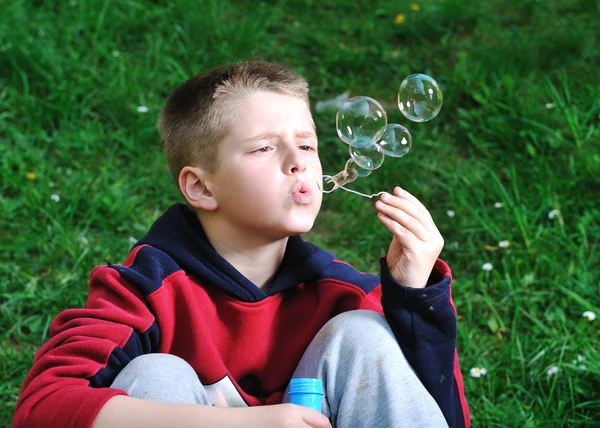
left=289, top=378, right=323, bottom=395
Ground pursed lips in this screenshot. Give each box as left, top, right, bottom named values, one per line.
left=291, top=181, right=314, bottom=204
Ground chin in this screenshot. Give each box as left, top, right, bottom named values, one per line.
left=286, top=224, right=314, bottom=237
left=283, top=217, right=316, bottom=237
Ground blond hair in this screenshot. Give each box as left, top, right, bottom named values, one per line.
left=157, top=61, right=310, bottom=182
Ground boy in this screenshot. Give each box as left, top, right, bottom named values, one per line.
left=13, top=61, right=469, bottom=428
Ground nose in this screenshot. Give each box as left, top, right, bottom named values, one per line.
left=286, top=147, right=307, bottom=175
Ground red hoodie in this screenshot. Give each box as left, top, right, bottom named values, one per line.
left=13, top=203, right=469, bottom=427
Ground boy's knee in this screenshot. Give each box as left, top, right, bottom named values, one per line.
left=111, top=353, right=209, bottom=404
left=130, top=352, right=193, bottom=370
left=113, top=353, right=198, bottom=385
left=316, top=310, right=397, bottom=353
left=327, top=308, right=385, bottom=326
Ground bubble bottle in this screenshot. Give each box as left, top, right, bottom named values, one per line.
left=288, top=378, right=324, bottom=412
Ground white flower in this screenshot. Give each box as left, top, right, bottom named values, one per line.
left=548, top=209, right=560, bottom=220
left=128, top=236, right=138, bottom=244
left=482, top=263, right=493, bottom=271
left=448, top=241, right=459, bottom=249
left=50, top=194, right=60, bottom=202
left=112, top=51, right=120, bottom=57
left=545, top=103, right=555, bottom=109
left=79, top=235, right=88, bottom=245
left=498, top=240, right=510, bottom=248
left=494, top=202, right=504, bottom=208
left=547, top=365, right=559, bottom=377
left=469, top=367, right=487, bottom=378
left=446, top=210, right=455, bottom=218
left=582, top=311, right=596, bottom=321
left=577, top=354, right=584, bottom=362
left=136, top=106, right=149, bottom=113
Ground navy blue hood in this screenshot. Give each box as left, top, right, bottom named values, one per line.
left=137, top=203, right=336, bottom=301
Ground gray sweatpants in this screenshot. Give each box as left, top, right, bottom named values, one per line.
left=110, top=310, right=448, bottom=427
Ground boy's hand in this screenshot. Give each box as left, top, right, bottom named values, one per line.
left=375, top=186, right=444, bottom=289
left=234, top=403, right=332, bottom=428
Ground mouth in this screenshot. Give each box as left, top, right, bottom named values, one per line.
left=291, top=181, right=314, bottom=205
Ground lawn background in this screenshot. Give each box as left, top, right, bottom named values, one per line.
left=1, top=0, right=599, bottom=426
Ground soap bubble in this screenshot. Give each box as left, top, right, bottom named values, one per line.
left=345, top=158, right=372, bottom=177
left=398, top=74, right=443, bottom=122
left=349, top=143, right=385, bottom=170
left=336, top=96, right=387, bottom=147
left=322, top=159, right=360, bottom=192
left=376, top=124, right=412, bottom=157
left=350, top=135, right=376, bottom=149
left=342, top=160, right=359, bottom=181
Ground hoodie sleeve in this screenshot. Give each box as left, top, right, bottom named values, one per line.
left=12, top=262, right=160, bottom=428
left=379, top=258, right=470, bottom=428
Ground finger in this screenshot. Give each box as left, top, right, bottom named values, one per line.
left=380, top=190, right=435, bottom=230
left=302, top=410, right=332, bottom=428
left=376, top=200, right=429, bottom=241
left=379, top=192, right=433, bottom=232
left=377, top=211, right=422, bottom=246
left=392, top=187, right=435, bottom=225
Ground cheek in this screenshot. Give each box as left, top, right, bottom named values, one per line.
left=232, top=169, right=279, bottom=196
left=316, top=186, right=324, bottom=204
left=311, top=159, right=323, bottom=178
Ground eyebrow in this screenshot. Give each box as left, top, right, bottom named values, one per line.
left=242, top=130, right=317, bottom=144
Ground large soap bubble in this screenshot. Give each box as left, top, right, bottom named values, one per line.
left=336, top=96, right=387, bottom=147
left=398, top=74, right=443, bottom=122
left=376, top=124, right=412, bottom=157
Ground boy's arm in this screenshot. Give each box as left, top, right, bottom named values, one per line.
left=93, top=396, right=223, bottom=428
left=373, top=186, right=469, bottom=428
left=12, top=265, right=158, bottom=428
left=93, top=396, right=331, bottom=428
left=378, top=258, right=469, bottom=428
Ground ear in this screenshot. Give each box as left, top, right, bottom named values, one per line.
left=179, top=166, right=218, bottom=211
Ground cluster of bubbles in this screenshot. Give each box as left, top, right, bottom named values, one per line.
left=322, top=74, right=443, bottom=194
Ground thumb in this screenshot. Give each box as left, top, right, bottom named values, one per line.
left=302, top=409, right=331, bottom=428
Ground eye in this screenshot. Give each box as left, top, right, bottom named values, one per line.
left=300, top=144, right=316, bottom=151
left=254, top=146, right=273, bottom=153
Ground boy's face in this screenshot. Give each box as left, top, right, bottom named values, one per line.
left=207, top=91, right=323, bottom=239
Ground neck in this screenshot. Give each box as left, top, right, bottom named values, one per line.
left=197, top=212, right=288, bottom=290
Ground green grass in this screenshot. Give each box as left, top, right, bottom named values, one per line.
left=1, top=0, right=599, bottom=425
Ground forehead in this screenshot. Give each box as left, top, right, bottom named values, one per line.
left=229, top=91, right=315, bottom=136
